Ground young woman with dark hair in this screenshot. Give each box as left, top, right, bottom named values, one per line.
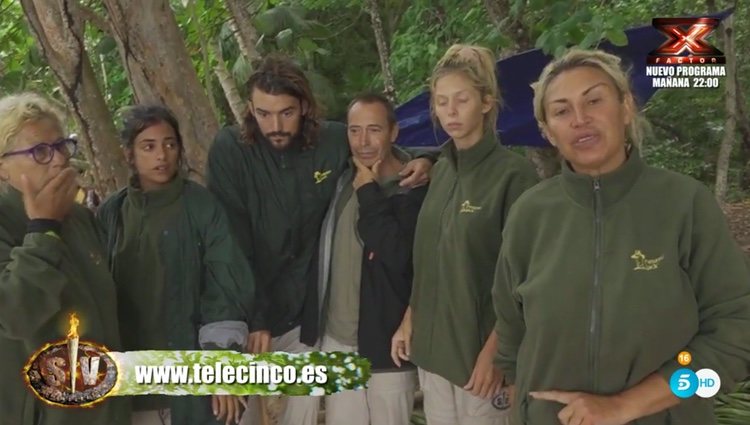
left=99, top=104, right=255, bottom=425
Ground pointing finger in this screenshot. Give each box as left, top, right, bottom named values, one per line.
left=529, top=390, right=577, bottom=405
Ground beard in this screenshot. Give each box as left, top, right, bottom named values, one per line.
left=257, top=127, right=304, bottom=151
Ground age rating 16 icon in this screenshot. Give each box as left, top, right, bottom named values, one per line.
left=669, top=351, right=721, bottom=399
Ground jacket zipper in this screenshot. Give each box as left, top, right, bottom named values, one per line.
left=428, top=176, right=458, bottom=351
left=437, top=178, right=458, bottom=246
left=589, top=178, right=603, bottom=392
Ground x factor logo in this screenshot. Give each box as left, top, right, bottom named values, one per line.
left=648, top=17, right=725, bottom=64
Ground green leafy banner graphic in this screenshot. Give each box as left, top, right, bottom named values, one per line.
left=108, top=351, right=371, bottom=396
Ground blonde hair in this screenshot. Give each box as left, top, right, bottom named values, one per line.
left=532, top=48, right=648, bottom=148
left=429, top=44, right=500, bottom=134
left=0, top=92, right=65, bottom=153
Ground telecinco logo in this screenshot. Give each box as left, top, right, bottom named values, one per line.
left=668, top=351, right=721, bottom=399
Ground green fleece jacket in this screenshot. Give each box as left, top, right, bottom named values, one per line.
left=0, top=188, right=130, bottom=425
left=409, top=132, right=539, bottom=387
left=98, top=177, right=255, bottom=425
left=493, top=149, right=750, bottom=425
left=206, top=123, right=350, bottom=345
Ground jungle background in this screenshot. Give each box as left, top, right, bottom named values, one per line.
left=1, top=0, right=748, bottom=423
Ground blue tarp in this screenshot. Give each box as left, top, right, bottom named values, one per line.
left=394, top=9, right=733, bottom=148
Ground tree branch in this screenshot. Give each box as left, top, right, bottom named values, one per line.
left=365, top=0, right=396, bottom=102
left=224, top=0, right=261, bottom=62
left=76, top=3, right=112, bottom=36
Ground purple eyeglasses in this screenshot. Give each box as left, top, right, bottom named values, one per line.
left=1, top=138, right=78, bottom=165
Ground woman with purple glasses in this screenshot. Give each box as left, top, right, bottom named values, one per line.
left=0, top=92, right=130, bottom=425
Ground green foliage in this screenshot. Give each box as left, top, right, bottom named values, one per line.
left=642, top=137, right=713, bottom=180
left=390, top=0, right=510, bottom=102
left=716, top=380, right=750, bottom=425
left=3, top=0, right=748, bottom=196
left=86, top=31, right=133, bottom=112
left=410, top=410, right=426, bottom=425
left=0, top=1, right=57, bottom=97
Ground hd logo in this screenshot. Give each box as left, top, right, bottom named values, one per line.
left=669, top=368, right=721, bottom=399
left=668, top=350, right=721, bottom=399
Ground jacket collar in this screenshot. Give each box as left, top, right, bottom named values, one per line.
left=127, top=175, right=184, bottom=210
left=0, top=186, right=28, bottom=232
left=560, top=145, right=645, bottom=210
left=441, top=131, right=498, bottom=174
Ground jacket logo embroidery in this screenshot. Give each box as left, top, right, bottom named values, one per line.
left=313, top=170, right=332, bottom=184
left=89, top=251, right=102, bottom=266
left=631, top=250, right=664, bottom=271
left=460, top=200, right=482, bottom=213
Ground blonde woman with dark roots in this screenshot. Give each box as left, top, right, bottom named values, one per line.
left=492, top=48, right=750, bottom=425
left=0, top=93, right=130, bottom=425
left=391, top=44, right=538, bottom=425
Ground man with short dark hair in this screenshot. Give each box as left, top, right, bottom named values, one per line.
left=317, top=93, right=426, bottom=425
left=206, top=56, right=433, bottom=425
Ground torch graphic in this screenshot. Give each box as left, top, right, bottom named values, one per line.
left=67, top=313, right=80, bottom=393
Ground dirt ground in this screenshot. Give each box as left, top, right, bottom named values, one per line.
left=723, top=198, right=750, bottom=255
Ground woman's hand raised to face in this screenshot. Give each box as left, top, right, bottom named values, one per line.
left=20, top=167, right=78, bottom=221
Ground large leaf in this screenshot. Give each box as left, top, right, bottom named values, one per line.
left=605, top=28, right=629, bottom=46
left=231, top=54, right=252, bottom=86
left=1, top=69, right=24, bottom=90
left=27, top=44, right=45, bottom=67
left=253, top=5, right=311, bottom=37
left=579, top=31, right=603, bottom=49
left=410, top=410, right=426, bottom=425
left=715, top=380, right=750, bottom=425
left=254, top=7, right=287, bottom=36
left=95, top=36, right=118, bottom=55
left=275, top=28, right=294, bottom=49
left=304, top=21, right=335, bottom=40
left=297, top=37, right=317, bottom=54
left=304, top=69, right=337, bottom=116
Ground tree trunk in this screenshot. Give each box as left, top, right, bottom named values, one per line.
left=224, top=0, right=261, bottom=63
left=736, top=77, right=750, bottom=152
left=740, top=140, right=750, bottom=192
left=20, top=0, right=128, bottom=196
left=209, top=37, right=246, bottom=125
left=102, top=0, right=218, bottom=180
left=736, top=77, right=750, bottom=191
left=365, top=0, right=397, bottom=102
left=714, top=15, right=736, bottom=203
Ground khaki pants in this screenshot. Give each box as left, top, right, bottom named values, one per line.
left=321, top=334, right=417, bottom=425
left=131, top=409, right=171, bottom=425
left=240, top=327, right=320, bottom=425
left=419, top=368, right=510, bottom=425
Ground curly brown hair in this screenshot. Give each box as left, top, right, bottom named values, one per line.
left=242, top=55, right=321, bottom=149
